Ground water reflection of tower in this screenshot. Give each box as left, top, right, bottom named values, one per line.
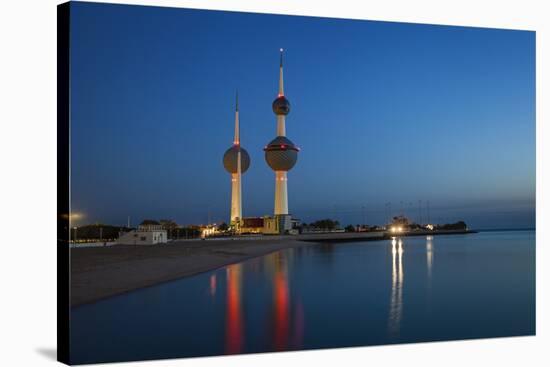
left=225, top=264, right=244, bottom=354
left=209, top=273, right=217, bottom=297
left=272, top=252, right=290, bottom=350
left=266, top=250, right=304, bottom=351
left=388, top=238, right=404, bottom=337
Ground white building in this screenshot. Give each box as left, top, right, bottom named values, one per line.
left=116, top=221, right=168, bottom=245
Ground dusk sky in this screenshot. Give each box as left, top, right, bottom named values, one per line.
left=70, top=2, right=535, bottom=229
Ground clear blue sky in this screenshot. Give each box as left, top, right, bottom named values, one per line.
left=70, top=2, right=535, bottom=229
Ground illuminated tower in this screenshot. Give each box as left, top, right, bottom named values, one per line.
left=264, top=49, right=299, bottom=233
left=223, top=93, right=250, bottom=229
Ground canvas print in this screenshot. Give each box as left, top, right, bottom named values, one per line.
left=57, top=1, right=535, bottom=365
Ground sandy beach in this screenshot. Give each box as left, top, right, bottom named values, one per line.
left=70, top=236, right=316, bottom=306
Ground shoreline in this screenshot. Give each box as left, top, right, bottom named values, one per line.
left=70, top=230, right=474, bottom=307
left=297, top=229, right=477, bottom=242
left=71, top=237, right=315, bottom=307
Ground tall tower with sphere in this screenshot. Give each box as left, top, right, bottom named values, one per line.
left=264, top=49, right=300, bottom=233
left=223, top=92, right=250, bottom=230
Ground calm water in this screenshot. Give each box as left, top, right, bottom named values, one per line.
left=71, top=230, right=535, bottom=364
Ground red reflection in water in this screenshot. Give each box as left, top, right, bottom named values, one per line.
left=273, top=269, right=290, bottom=351
left=209, top=274, right=216, bottom=297
left=225, top=264, right=244, bottom=354
left=224, top=252, right=305, bottom=354
left=269, top=252, right=305, bottom=351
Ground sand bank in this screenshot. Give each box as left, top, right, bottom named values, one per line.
left=70, top=237, right=314, bottom=306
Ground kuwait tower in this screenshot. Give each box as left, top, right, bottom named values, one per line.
left=223, top=93, right=250, bottom=230
left=264, top=49, right=300, bottom=233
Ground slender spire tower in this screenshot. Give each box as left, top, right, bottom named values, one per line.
left=264, top=49, right=300, bottom=233
left=223, top=92, right=250, bottom=229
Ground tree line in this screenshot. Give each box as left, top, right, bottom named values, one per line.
left=71, top=219, right=203, bottom=242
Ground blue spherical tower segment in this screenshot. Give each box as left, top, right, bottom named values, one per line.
left=272, top=95, right=290, bottom=115
left=223, top=145, right=250, bottom=174
left=264, top=136, right=298, bottom=171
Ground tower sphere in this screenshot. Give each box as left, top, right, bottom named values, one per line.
left=272, top=96, right=291, bottom=115
left=264, top=136, right=298, bottom=171
left=223, top=145, right=250, bottom=174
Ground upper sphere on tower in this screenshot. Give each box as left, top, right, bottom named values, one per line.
left=272, top=95, right=290, bottom=115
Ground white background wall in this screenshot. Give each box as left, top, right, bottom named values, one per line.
left=0, top=0, right=548, bottom=366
